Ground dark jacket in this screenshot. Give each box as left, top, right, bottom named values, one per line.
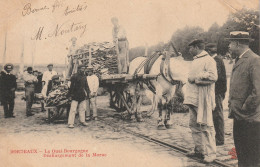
left=69, top=72, right=89, bottom=102
left=214, top=55, right=227, bottom=97
left=229, top=49, right=260, bottom=122
left=0, top=71, right=17, bottom=101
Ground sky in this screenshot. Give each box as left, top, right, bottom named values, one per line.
left=0, top=0, right=258, bottom=65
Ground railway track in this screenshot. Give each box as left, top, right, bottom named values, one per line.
left=99, top=117, right=233, bottom=167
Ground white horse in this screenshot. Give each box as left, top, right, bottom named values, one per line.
left=128, top=52, right=190, bottom=129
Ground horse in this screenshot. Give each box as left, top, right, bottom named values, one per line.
left=127, top=50, right=190, bottom=129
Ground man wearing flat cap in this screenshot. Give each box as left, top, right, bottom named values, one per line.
left=205, top=43, right=227, bottom=146
left=67, top=64, right=89, bottom=128
left=184, top=39, right=218, bottom=163
left=23, top=67, right=38, bottom=117
left=41, top=64, right=57, bottom=97
left=0, top=63, right=17, bottom=118
left=227, top=31, right=260, bottom=167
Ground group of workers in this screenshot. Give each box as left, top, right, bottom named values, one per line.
left=184, top=31, right=260, bottom=166
left=0, top=15, right=259, bottom=167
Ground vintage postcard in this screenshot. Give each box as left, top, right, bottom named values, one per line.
left=0, top=0, right=259, bottom=166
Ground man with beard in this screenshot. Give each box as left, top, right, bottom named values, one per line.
left=227, top=31, right=260, bottom=167
left=184, top=39, right=218, bottom=163
left=0, top=63, right=17, bottom=118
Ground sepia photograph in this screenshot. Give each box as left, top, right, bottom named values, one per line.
left=0, top=0, right=259, bottom=166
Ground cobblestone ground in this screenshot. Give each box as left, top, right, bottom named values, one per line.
left=0, top=94, right=210, bottom=167
left=97, top=94, right=238, bottom=167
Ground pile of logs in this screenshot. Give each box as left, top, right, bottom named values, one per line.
left=45, top=85, right=71, bottom=107
left=71, top=42, right=118, bottom=77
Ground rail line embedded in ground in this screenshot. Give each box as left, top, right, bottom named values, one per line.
left=99, top=117, right=233, bottom=167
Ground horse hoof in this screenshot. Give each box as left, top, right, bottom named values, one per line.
left=165, top=124, right=173, bottom=129
left=137, top=118, right=144, bottom=122
left=157, top=124, right=166, bottom=130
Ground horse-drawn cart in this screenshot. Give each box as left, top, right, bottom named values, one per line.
left=100, top=73, right=158, bottom=121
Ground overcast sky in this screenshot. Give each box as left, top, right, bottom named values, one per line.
left=0, top=0, right=258, bottom=65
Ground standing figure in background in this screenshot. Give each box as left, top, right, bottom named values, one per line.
left=205, top=43, right=227, bottom=146
left=23, top=67, right=38, bottom=117
left=184, top=39, right=218, bottom=163
left=66, top=37, right=79, bottom=80
left=41, top=64, right=57, bottom=97
left=85, top=66, right=99, bottom=121
left=228, top=31, right=260, bottom=167
left=67, top=64, right=89, bottom=128
left=0, top=63, right=17, bottom=118
left=111, top=17, right=129, bottom=74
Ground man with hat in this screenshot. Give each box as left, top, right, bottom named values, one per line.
left=46, top=75, right=60, bottom=96
left=67, top=64, right=89, bottom=128
left=85, top=66, right=99, bottom=121
left=41, top=64, right=57, bottom=97
left=227, top=31, right=260, bottom=167
left=23, top=67, right=38, bottom=117
left=184, top=39, right=218, bottom=163
left=0, top=63, right=17, bottom=118
left=205, top=43, right=227, bottom=146
left=111, top=17, right=129, bottom=74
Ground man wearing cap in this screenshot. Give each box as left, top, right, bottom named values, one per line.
left=85, top=66, right=99, bottom=121
left=0, top=63, right=17, bottom=118
left=184, top=39, right=218, bottom=163
left=111, top=17, right=129, bottom=74
left=23, top=67, right=38, bottom=117
left=67, top=64, right=89, bottom=128
left=41, top=64, right=57, bottom=97
left=205, top=43, right=227, bottom=146
left=227, top=31, right=260, bottom=167
left=46, top=75, right=60, bottom=96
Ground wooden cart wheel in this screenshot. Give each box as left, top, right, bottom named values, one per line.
left=109, top=89, right=133, bottom=112
left=48, top=106, right=66, bottom=123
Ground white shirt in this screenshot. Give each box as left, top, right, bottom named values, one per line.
left=112, top=25, right=127, bottom=41
left=23, top=72, right=38, bottom=83
left=42, top=70, right=57, bottom=83
left=87, top=75, right=99, bottom=93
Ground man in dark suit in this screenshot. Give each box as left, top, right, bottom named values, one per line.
left=206, top=43, right=227, bottom=146
left=0, top=64, right=17, bottom=118
left=228, top=31, right=260, bottom=167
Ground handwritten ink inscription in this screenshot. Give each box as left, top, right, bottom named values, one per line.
left=31, top=21, right=87, bottom=40
left=22, top=3, right=49, bottom=16
left=24, top=1, right=88, bottom=40
left=22, top=1, right=87, bottom=16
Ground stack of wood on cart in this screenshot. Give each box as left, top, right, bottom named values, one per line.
left=72, top=42, right=118, bottom=77
left=45, top=84, right=71, bottom=107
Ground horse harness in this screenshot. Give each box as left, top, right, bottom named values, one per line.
left=133, top=51, right=183, bottom=94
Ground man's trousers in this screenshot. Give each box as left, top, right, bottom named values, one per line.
left=188, top=105, right=216, bottom=158
left=25, top=86, right=35, bottom=115
left=68, top=100, right=86, bottom=125
left=86, top=97, right=97, bottom=118
left=117, top=40, right=129, bottom=74
left=213, top=94, right=225, bottom=145
left=233, top=119, right=260, bottom=167
left=2, top=97, right=15, bottom=117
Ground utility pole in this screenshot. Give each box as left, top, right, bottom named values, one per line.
left=20, top=38, right=24, bottom=75
left=3, top=29, right=7, bottom=66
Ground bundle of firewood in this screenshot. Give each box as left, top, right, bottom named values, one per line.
left=45, top=84, right=71, bottom=107
left=71, top=42, right=118, bottom=77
